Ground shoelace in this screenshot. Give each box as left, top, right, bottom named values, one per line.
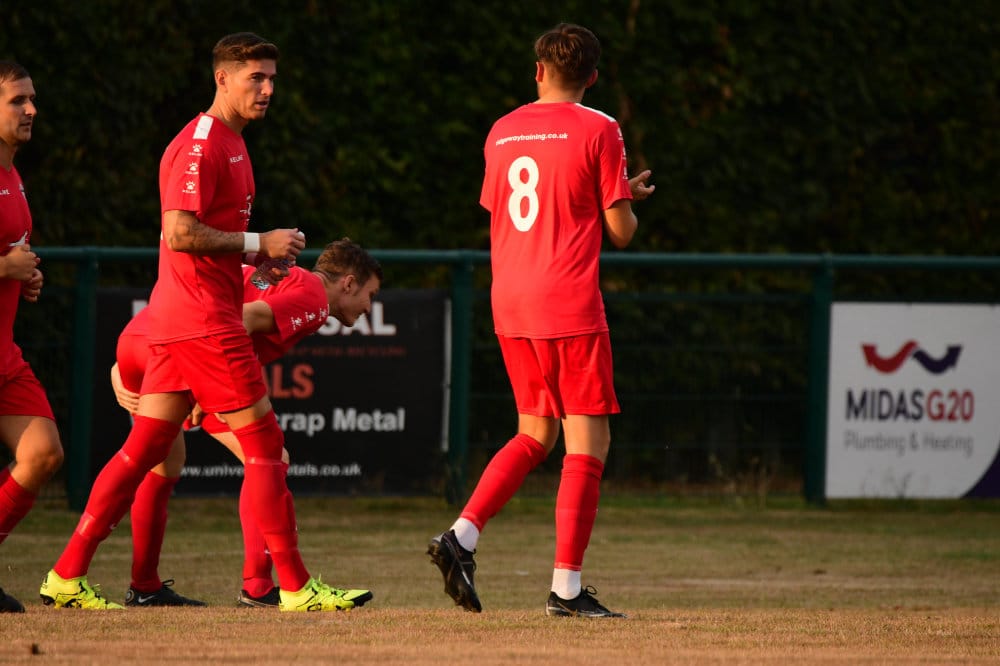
left=454, top=539, right=477, bottom=572
left=80, top=580, right=115, bottom=606
left=579, top=585, right=604, bottom=604
left=310, top=577, right=350, bottom=600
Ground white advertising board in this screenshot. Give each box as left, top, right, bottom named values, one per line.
left=825, top=303, right=1000, bottom=498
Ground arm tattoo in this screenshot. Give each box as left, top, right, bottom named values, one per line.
left=169, top=214, right=244, bottom=254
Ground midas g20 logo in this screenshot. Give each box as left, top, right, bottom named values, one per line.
left=862, top=340, right=962, bottom=374
left=847, top=341, right=974, bottom=422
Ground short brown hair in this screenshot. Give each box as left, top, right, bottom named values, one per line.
left=0, top=61, right=30, bottom=88
left=534, top=23, right=601, bottom=88
left=212, top=32, right=279, bottom=70
left=314, top=238, right=383, bottom=287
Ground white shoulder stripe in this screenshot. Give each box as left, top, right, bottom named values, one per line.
left=193, top=115, right=214, bottom=140
left=575, top=103, right=617, bottom=122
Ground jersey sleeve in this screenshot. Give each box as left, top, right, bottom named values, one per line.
left=479, top=130, right=495, bottom=212
left=252, top=271, right=330, bottom=363
left=161, top=125, right=218, bottom=216
left=597, top=119, right=633, bottom=210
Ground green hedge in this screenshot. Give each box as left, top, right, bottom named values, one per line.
left=3, top=1, right=996, bottom=262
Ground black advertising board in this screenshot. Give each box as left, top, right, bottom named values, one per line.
left=90, top=288, right=448, bottom=496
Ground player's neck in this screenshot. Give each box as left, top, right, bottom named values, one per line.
left=535, top=62, right=589, bottom=104
left=205, top=102, right=249, bottom=134
left=314, top=269, right=337, bottom=303
left=0, top=142, right=15, bottom=171
left=535, top=85, right=585, bottom=104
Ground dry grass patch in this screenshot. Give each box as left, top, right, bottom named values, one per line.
left=1, top=607, right=996, bottom=665
left=0, top=495, right=997, bottom=664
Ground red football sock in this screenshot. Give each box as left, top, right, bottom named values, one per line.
left=554, top=454, right=604, bottom=571
left=234, top=414, right=309, bottom=592
left=129, top=471, right=179, bottom=592
left=54, top=415, right=179, bottom=579
left=239, top=461, right=287, bottom=597
left=0, top=466, right=35, bottom=547
left=460, top=434, right=547, bottom=530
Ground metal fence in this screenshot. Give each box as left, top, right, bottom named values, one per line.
left=11, top=248, right=1000, bottom=508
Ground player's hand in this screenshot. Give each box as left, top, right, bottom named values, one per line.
left=1, top=243, right=40, bottom=281
left=629, top=170, right=655, bottom=201
left=253, top=259, right=291, bottom=287
left=260, top=228, right=306, bottom=263
left=21, top=268, right=43, bottom=303
left=188, top=403, right=205, bottom=427
left=110, top=363, right=140, bottom=414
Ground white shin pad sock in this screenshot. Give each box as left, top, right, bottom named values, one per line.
left=551, top=568, right=582, bottom=600
left=450, top=517, right=480, bottom=552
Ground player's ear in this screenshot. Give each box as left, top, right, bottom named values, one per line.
left=535, top=61, right=545, bottom=83
left=585, top=69, right=598, bottom=88
left=342, top=274, right=356, bottom=293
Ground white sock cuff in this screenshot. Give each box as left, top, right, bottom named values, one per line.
left=450, top=518, right=480, bottom=552
left=551, top=568, right=582, bottom=600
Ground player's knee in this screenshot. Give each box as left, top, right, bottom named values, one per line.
left=38, top=444, right=64, bottom=478
left=16, top=425, right=64, bottom=481
left=122, top=416, right=182, bottom=470
left=21, top=449, right=63, bottom=484
left=233, top=411, right=285, bottom=460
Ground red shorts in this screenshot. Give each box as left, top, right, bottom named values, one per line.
left=143, top=332, right=266, bottom=414
left=0, top=358, right=56, bottom=420
left=497, top=332, right=620, bottom=418
left=116, top=333, right=150, bottom=394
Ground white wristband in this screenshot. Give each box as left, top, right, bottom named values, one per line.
left=243, top=232, right=260, bottom=253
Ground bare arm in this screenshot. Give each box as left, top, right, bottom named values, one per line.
left=161, top=209, right=306, bottom=261
left=242, top=300, right=277, bottom=335
left=162, top=210, right=244, bottom=253
left=604, top=201, right=638, bottom=249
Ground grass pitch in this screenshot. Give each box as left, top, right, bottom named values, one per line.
left=1, top=494, right=998, bottom=664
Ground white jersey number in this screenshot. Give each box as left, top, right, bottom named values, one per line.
left=507, top=156, right=539, bottom=232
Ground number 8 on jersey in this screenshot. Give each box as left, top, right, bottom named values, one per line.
left=507, top=156, right=540, bottom=232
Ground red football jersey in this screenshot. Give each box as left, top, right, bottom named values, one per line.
left=481, top=102, right=632, bottom=338
left=148, top=114, right=255, bottom=344
left=241, top=265, right=329, bottom=364
left=120, top=266, right=328, bottom=370
left=0, top=165, right=31, bottom=370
